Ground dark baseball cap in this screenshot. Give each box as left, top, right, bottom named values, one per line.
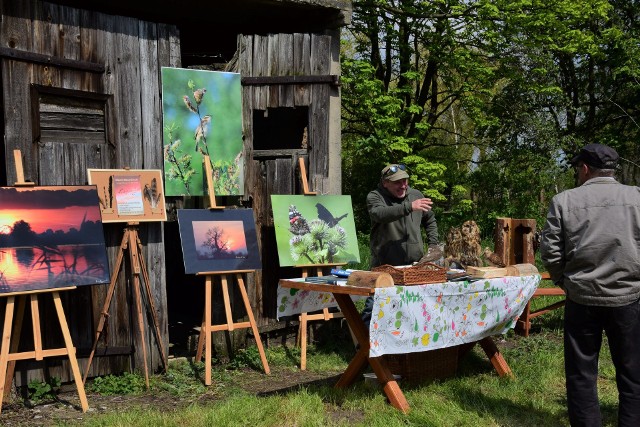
left=570, top=143, right=619, bottom=169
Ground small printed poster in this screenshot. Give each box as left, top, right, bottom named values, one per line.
left=114, top=175, right=144, bottom=216
left=87, top=169, right=167, bottom=223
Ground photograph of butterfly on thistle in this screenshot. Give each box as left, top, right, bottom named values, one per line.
left=87, top=169, right=167, bottom=222
left=271, top=195, right=361, bottom=266
left=161, top=67, right=244, bottom=197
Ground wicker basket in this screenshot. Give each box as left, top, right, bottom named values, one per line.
left=383, top=346, right=459, bottom=384
left=372, top=262, right=446, bottom=285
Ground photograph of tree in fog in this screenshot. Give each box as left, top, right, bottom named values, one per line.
left=177, top=209, right=260, bottom=274
left=0, top=186, right=111, bottom=293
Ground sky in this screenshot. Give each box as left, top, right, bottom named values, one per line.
left=0, top=186, right=102, bottom=234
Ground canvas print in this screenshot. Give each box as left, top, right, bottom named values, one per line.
left=0, top=186, right=111, bottom=293
left=271, top=195, right=360, bottom=267
left=161, top=67, right=244, bottom=197
left=177, top=209, right=261, bottom=274
left=87, top=169, right=167, bottom=223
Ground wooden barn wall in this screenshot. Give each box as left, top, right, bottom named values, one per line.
left=0, top=0, right=180, bottom=384
left=238, top=32, right=340, bottom=328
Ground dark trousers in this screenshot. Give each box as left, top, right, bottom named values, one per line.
left=564, top=298, right=640, bottom=427
left=361, top=295, right=374, bottom=328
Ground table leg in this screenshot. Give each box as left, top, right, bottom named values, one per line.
left=479, top=337, right=512, bottom=377
left=333, top=294, right=410, bottom=413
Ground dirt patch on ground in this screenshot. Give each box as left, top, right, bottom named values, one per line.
left=0, top=365, right=349, bottom=426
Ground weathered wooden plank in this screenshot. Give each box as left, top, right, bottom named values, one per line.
left=40, top=113, right=105, bottom=131
left=113, top=16, right=143, bottom=170
left=84, top=142, right=111, bottom=171
left=252, top=35, right=268, bottom=110
left=261, top=158, right=297, bottom=319
left=83, top=10, right=136, bottom=379
left=93, top=9, right=117, bottom=153
left=157, top=23, right=181, bottom=68
left=139, top=21, right=162, bottom=170
left=62, top=141, right=89, bottom=184
left=242, top=75, right=338, bottom=85
left=252, top=149, right=307, bottom=159
left=79, top=9, right=103, bottom=91
left=278, top=33, right=294, bottom=107
left=237, top=34, right=259, bottom=315
left=293, top=33, right=311, bottom=106
left=1, top=2, right=37, bottom=184
left=39, top=130, right=106, bottom=145
left=55, top=3, right=82, bottom=88
left=36, top=141, right=65, bottom=185
left=309, top=34, right=331, bottom=194
left=34, top=3, right=62, bottom=88
left=138, top=21, right=168, bottom=369
left=156, top=23, right=181, bottom=222
left=267, top=34, right=279, bottom=108
left=40, top=101, right=106, bottom=113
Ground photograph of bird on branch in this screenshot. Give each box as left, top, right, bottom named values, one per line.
left=161, top=67, right=244, bottom=197
left=271, top=195, right=360, bottom=267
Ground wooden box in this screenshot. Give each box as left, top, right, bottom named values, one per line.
left=383, top=346, right=458, bottom=384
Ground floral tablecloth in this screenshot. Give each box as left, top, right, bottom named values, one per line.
left=368, top=275, right=540, bottom=357
left=276, top=282, right=365, bottom=320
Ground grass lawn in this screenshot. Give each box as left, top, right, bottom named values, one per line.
left=56, top=291, right=619, bottom=427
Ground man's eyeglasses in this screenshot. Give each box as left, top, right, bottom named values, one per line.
left=383, top=164, right=407, bottom=177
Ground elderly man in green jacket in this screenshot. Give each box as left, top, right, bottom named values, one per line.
left=361, top=163, right=439, bottom=326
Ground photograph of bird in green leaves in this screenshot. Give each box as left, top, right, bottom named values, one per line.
left=161, top=67, right=244, bottom=197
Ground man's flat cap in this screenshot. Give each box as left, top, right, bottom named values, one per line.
left=571, top=143, right=619, bottom=169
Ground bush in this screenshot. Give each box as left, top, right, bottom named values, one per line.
left=27, top=377, right=60, bottom=402
left=89, top=372, right=146, bottom=395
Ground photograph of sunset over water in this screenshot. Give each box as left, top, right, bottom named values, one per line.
left=0, top=185, right=111, bottom=293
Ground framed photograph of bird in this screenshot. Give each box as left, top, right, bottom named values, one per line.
left=270, top=195, right=360, bottom=267
left=177, top=208, right=261, bottom=274
left=161, top=67, right=244, bottom=197
left=87, top=169, right=167, bottom=222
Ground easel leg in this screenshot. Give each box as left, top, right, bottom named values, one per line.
left=236, top=274, right=270, bottom=375
left=137, top=241, right=168, bottom=371
left=0, top=296, right=16, bottom=413
left=3, top=296, right=26, bottom=403
left=83, top=232, right=127, bottom=383
left=296, top=267, right=313, bottom=370
left=195, top=310, right=206, bottom=363
left=127, top=227, right=150, bottom=388
left=204, top=276, right=212, bottom=386
left=52, top=292, right=89, bottom=412
left=220, top=276, right=234, bottom=331
left=132, top=274, right=150, bottom=389
left=299, top=313, right=308, bottom=370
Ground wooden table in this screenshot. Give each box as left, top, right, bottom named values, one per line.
left=278, top=278, right=517, bottom=413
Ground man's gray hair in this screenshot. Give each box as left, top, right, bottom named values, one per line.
left=585, top=164, right=615, bottom=177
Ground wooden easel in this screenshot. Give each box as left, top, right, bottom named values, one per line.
left=0, top=150, right=87, bottom=413
left=295, top=263, right=346, bottom=370
left=83, top=212, right=168, bottom=387
left=293, top=157, right=350, bottom=370
left=194, top=270, right=270, bottom=384
left=204, top=155, right=225, bottom=209
left=193, top=155, right=270, bottom=385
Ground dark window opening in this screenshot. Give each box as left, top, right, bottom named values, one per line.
left=252, top=107, right=308, bottom=151
left=30, top=85, right=112, bottom=146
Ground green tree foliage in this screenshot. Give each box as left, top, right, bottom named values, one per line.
left=342, top=0, right=640, bottom=238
